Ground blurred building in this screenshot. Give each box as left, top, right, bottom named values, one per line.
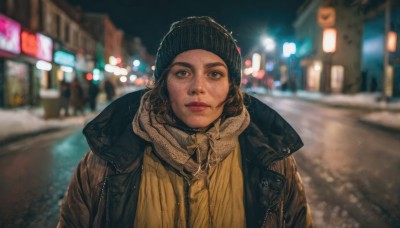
left=294, top=0, right=364, bottom=94
left=127, top=37, right=156, bottom=81
left=294, top=0, right=400, bottom=98
left=0, top=0, right=98, bottom=108
left=361, top=0, right=400, bottom=98
left=42, top=0, right=96, bottom=95
left=81, top=13, right=135, bottom=89
left=82, top=13, right=124, bottom=73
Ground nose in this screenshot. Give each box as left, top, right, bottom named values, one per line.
left=189, top=74, right=205, bottom=95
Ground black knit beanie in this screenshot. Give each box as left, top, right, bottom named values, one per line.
left=154, top=16, right=242, bottom=86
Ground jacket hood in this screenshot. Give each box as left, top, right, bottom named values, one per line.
left=83, top=89, right=303, bottom=173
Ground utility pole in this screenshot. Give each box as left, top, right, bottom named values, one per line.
left=382, top=0, right=391, bottom=101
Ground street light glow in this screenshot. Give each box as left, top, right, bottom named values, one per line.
left=60, top=66, right=73, bottom=73
left=313, top=61, right=322, bottom=71
left=120, top=76, right=127, bottom=83
left=283, top=42, right=296, bottom=57
left=262, top=37, right=276, bottom=52
left=109, top=56, right=118, bottom=65
left=133, top=60, right=140, bottom=67
left=130, top=74, right=137, bottom=82
left=36, top=60, right=52, bottom=71
left=105, top=64, right=115, bottom=73
left=252, top=53, right=261, bottom=72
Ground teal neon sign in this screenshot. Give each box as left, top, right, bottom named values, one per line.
left=54, top=50, right=75, bottom=67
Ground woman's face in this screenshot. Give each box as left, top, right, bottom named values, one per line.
left=167, top=49, right=230, bottom=128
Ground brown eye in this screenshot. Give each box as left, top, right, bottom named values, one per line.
left=209, top=71, right=223, bottom=79
left=175, top=70, right=190, bottom=77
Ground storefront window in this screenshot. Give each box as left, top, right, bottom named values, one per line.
left=6, top=60, right=29, bottom=107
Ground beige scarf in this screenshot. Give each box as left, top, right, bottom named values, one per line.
left=132, top=91, right=250, bottom=180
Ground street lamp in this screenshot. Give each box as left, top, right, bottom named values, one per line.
left=283, top=42, right=296, bottom=58
left=322, top=28, right=337, bottom=93
left=260, top=36, right=277, bottom=89
left=262, top=37, right=276, bottom=52
left=283, top=42, right=297, bottom=92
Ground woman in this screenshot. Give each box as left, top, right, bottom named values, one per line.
left=58, top=16, right=313, bottom=227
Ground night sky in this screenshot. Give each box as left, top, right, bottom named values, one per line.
left=67, top=0, right=304, bottom=56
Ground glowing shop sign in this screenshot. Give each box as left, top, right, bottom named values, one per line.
left=21, top=31, right=53, bottom=61
left=21, top=31, right=38, bottom=57
left=0, top=14, right=21, bottom=54
left=54, top=50, right=75, bottom=67
left=37, top=34, right=53, bottom=62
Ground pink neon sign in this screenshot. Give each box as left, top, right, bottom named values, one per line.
left=0, top=14, right=21, bottom=54
left=37, top=34, right=53, bottom=62
left=21, top=31, right=53, bottom=62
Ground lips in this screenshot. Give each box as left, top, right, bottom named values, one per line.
left=185, top=102, right=210, bottom=111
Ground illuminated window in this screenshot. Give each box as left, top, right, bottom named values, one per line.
left=387, top=32, right=397, bottom=52
left=322, top=28, right=337, bottom=53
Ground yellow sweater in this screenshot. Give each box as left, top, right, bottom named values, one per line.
left=134, top=141, right=246, bottom=227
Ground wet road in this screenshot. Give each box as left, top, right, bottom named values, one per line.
left=0, top=95, right=399, bottom=227
left=0, top=126, right=88, bottom=227
left=257, top=95, right=400, bottom=228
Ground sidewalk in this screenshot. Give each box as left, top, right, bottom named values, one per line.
left=0, top=86, right=144, bottom=145
left=1, top=87, right=399, bottom=144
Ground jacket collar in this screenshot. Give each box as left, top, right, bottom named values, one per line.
left=83, top=89, right=303, bottom=173
left=83, top=89, right=147, bottom=173
left=242, top=94, right=303, bottom=167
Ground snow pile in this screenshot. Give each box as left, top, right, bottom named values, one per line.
left=0, top=108, right=89, bottom=142
left=360, top=111, right=400, bottom=129
left=319, top=93, right=397, bottom=110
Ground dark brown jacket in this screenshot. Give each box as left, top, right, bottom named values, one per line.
left=58, top=90, right=314, bottom=227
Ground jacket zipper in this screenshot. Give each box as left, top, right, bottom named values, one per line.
left=98, top=164, right=110, bottom=206
left=261, top=209, right=271, bottom=228
left=98, top=166, right=109, bottom=227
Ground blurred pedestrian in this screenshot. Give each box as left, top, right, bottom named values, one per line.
left=59, top=16, right=313, bottom=227
left=104, top=79, right=115, bottom=101
left=70, top=77, right=84, bottom=116
left=59, top=79, right=71, bottom=117
left=265, top=75, right=274, bottom=94
left=370, top=76, right=378, bottom=92
left=88, top=80, right=99, bottom=112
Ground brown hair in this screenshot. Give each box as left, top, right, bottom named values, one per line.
left=147, top=69, right=244, bottom=125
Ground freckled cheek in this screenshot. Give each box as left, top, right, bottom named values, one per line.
left=167, top=83, right=181, bottom=103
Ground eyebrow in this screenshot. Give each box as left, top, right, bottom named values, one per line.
left=204, top=62, right=228, bottom=69
left=170, top=61, right=228, bottom=70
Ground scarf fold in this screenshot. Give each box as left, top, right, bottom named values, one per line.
left=132, top=91, right=250, bottom=180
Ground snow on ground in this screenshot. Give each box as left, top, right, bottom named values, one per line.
left=0, top=86, right=144, bottom=143
left=0, top=107, right=92, bottom=142
left=248, top=87, right=400, bottom=131
left=0, top=88, right=399, bottom=143
left=360, top=111, right=400, bottom=130
left=284, top=91, right=400, bottom=130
